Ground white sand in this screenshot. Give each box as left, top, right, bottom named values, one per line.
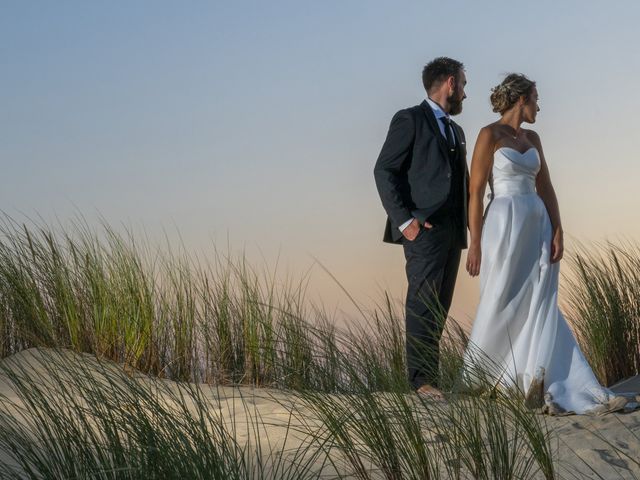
left=0, top=348, right=638, bottom=479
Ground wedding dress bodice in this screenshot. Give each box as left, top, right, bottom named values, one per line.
left=491, top=147, right=539, bottom=197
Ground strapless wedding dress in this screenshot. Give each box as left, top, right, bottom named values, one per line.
left=460, top=147, right=637, bottom=415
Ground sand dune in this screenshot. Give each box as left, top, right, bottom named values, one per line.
left=0, top=348, right=638, bottom=479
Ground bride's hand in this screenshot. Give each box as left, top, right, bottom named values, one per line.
left=551, top=228, right=564, bottom=263
left=466, top=244, right=481, bottom=277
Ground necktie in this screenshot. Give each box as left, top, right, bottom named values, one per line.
left=441, top=117, right=456, bottom=153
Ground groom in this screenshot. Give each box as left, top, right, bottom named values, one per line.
left=373, top=57, right=469, bottom=400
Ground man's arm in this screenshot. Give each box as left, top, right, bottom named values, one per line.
left=373, top=109, right=415, bottom=230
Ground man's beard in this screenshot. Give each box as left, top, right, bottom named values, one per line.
left=448, top=90, right=464, bottom=116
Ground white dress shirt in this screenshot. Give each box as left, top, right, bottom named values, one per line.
left=398, top=97, right=456, bottom=233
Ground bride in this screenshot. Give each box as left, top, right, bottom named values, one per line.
left=460, top=73, right=638, bottom=415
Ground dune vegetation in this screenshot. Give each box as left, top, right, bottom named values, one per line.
left=0, top=215, right=638, bottom=479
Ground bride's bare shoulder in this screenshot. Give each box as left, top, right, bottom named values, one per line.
left=522, top=129, right=543, bottom=153
left=522, top=128, right=541, bottom=143
left=476, top=123, right=501, bottom=144
left=481, top=121, right=502, bottom=132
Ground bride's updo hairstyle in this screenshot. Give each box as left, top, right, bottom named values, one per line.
left=490, top=74, right=536, bottom=114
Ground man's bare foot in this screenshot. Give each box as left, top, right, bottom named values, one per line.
left=416, top=384, right=446, bottom=401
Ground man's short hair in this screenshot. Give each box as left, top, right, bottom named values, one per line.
left=422, top=57, right=464, bottom=93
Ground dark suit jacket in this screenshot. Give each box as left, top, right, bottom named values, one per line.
left=373, top=100, right=469, bottom=246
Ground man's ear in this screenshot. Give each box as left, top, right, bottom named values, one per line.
left=447, top=75, right=456, bottom=92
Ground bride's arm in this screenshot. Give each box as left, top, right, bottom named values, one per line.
left=530, top=132, right=564, bottom=263
left=466, top=127, right=495, bottom=277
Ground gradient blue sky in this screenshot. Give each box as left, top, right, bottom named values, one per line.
left=2, top=1, right=639, bottom=326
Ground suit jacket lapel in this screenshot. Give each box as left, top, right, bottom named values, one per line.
left=420, top=100, right=449, bottom=159
left=451, top=120, right=470, bottom=227
left=451, top=122, right=468, bottom=171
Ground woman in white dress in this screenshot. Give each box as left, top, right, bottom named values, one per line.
left=461, top=73, right=637, bottom=415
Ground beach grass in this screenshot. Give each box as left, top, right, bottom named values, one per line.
left=0, top=348, right=329, bottom=479
left=563, top=240, right=640, bottom=386
left=0, top=215, right=638, bottom=478
left=0, top=215, right=333, bottom=390
left=0, top=345, right=559, bottom=480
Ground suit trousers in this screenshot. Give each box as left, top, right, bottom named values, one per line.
left=402, top=215, right=462, bottom=389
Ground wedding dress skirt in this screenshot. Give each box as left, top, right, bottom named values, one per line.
left=460, top=147, right=636, bottom=415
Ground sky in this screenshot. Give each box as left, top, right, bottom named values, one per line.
left=2, top=1, right=639, bottom=329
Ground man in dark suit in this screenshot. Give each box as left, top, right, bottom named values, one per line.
left=374, top=57, right=469, bottom=400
